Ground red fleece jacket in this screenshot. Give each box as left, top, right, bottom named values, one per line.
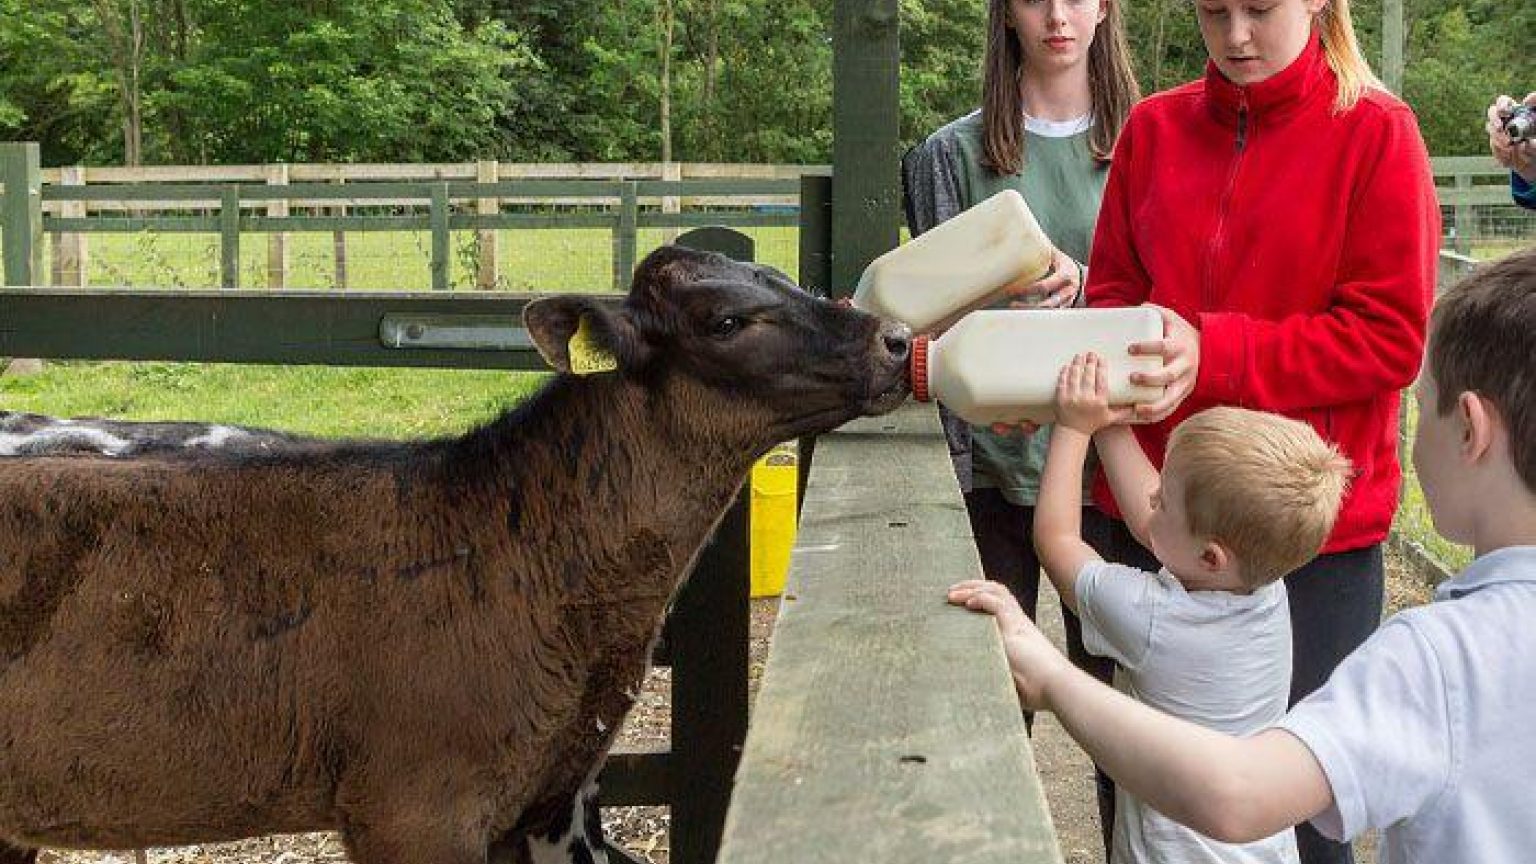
left=1085, top=36, right=1439, bottom=554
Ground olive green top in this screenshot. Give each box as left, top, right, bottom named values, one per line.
left=942, top=110, right=1109, bottom=504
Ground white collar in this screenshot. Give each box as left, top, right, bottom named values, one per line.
left=1023, top=112, right=1093, bottom=138
left=1435, top=546, right=1536, bottom=600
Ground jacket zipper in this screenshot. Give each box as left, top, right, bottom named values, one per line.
left=1204, top=94, right=1250, bottom=311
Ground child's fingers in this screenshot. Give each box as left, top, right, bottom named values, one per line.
left=964, top=586, right=1029, bottom=627
left=946, top=579, right=990, bottom=598
left=1069, top=353, right=1090, bottom=395
left=1092, top=352, right=1109, bottom=396
left=1106, top=406, right=1137, bottom=425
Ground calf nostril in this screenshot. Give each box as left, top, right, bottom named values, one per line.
left=883, top=330, right=911, bottom=361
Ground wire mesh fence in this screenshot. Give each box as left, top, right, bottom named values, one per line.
left=1440, top=201, right=1535, bottom=259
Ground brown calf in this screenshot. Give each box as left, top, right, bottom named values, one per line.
left=0, top=246, right=911, bottom=864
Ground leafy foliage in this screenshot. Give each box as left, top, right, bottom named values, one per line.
left=0, top=0, right=1528, bottom=165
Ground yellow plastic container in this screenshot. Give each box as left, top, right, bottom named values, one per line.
left=749, top=442, right=799, bottom=598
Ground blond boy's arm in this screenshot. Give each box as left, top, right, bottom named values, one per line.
left=1094, top=425, right=1159, bottom=548
left=1036, top=353, right=1134, bottom=614
left=1034, top=427, right=1101, bottom=615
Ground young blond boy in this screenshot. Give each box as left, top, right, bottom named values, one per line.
left=950, top=247, right=1536, bottom=862
left=966, top=351, right=1349, bottom=863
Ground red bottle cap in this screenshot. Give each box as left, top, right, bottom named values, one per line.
left=911, top=334, right=931, bottom=402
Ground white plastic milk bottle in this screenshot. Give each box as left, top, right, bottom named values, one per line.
left=909, top=307, right=1168, bottom=425
left=851, top=188, right=1054, bottom=333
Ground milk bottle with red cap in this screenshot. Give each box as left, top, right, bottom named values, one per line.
left=908, top=307, right=1167, bottom=424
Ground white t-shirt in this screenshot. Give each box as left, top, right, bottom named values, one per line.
left=1075, top=560, right=1299, bottom=864
left=1275, top=545, right=1536, bottom=864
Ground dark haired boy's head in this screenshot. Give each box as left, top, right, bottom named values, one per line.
left=1414, top=248, right=1536, bottom=543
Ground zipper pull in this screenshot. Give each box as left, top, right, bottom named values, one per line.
left=1236, top=96, right=1249, bottom=152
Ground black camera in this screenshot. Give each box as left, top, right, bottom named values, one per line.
left=1506, top=105, right=1536, bottom=144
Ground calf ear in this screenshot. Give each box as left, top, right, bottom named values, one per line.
left=523, top=297, right=643, bottom=375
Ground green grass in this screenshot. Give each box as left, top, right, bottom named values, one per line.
left=52, top=226, right=803, bottom=292
left=0, top=361, right=549, bottom=439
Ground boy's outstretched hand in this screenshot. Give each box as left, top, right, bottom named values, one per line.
left=946, top=580, right=1073, bottom=711
left=1056, top=352, right=1134, bottom=435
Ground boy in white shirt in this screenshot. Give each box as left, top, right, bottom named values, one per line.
left=950, top=247, right=1536, bottom=863
left=961, top=352, right=1351, bottom=864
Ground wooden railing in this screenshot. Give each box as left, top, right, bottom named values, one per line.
left=3, top=150, right=831, bottom=293
left=716, top=403, right=1062, bottom=864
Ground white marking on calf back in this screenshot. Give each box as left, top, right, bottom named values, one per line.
left=0, top=427, right=131, bottom=457
left=183, top=425, right=248, bottom=449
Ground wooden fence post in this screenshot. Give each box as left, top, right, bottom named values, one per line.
left=831, top=0, right=901, bottom=295
left=333, top=178, right=349, bottom=291
left=798, top=174, right=833, bottom=298
left=267, top=163, right=289, bottom=290
left=219, top=185, right=241, bottom=289
left=51, top=165, right=89, bottom=288
left=664, top=225, right=754, bottom=864
left=476, top=159, right=499, bottom=290
left=0, top=141, right=43, bottom=287
left=1382, top=0, right=1404, bottom=95
left=1453, top=174, right=1473, bottom=255
left=660, top=161, right=682, bottom=246
left=612, top=181, right=639, bottom=291
left=430, top=181, right=450, bottom=291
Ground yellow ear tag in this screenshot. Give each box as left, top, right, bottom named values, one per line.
left=567, top=315, right=619, bottom=375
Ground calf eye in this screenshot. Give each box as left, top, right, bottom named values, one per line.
left=711, top=316, right=745, bottom=340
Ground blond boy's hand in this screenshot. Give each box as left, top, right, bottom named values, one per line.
left=1055, top=352, right=1133, bottom=434
left=946, top=580, right=1072, bottom=710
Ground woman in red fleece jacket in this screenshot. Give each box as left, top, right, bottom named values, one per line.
left=1081, top=1, right=1438, bottom=863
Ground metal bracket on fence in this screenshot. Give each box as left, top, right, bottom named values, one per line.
left=378, top=314, right=533, bottom=351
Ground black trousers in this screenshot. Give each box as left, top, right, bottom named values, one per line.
left=1284, top=544, right=1385, bottom=864
left=965, top=490, right=1128, bottom=857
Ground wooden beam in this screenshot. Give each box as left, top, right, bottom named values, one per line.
left=831, top=0, right=902, bottom=297
left=715, top=404, right=1062, bottom=864
left=266, top=163, right=289, bottom=290
left=476, top=160, right=499, bottom=290
left=51, top=165, right=88, bottom=288
left=0, top=289, right=604, bottom=369
left=0, top=142, right=43, bottom=287
left=1382, top=0, right=1404, bottom=95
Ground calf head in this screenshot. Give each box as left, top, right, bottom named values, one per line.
left=524, top=245, right=911, bottom=452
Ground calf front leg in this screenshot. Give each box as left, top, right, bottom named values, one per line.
left=0, top=843, right=37, bottom=864
left=488, top=782, right=610, bottom=864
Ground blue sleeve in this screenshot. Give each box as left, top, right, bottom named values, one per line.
left=1514, top=173, right=1536, bottom=211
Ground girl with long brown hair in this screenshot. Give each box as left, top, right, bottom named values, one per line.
left=902, top=0, right=1138, bottom=857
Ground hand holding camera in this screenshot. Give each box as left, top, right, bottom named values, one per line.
left=1506, top=105, right=1535, bottom=144
left=1488, top=93, right=1536, bottom=183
